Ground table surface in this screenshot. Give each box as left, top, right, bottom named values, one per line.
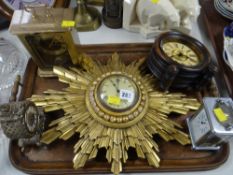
left=1, top=1, right=233, bottom=175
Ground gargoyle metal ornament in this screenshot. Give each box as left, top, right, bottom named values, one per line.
left=0, top=75, right=45, bottom=149
left=0, top=101, right=45, bottom=148
left=30, top=53, right=200, bottom=175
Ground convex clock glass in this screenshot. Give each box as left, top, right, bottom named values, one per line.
left=97, top=74, right=139, bottom=111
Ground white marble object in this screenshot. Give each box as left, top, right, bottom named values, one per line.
left=171, top=0, right=200, bottom=33
left=123, top=0, right=200, bottom=38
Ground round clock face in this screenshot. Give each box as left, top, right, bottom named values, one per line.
left=162, top=42, right=200, bottom=67
left=97, top=75, right=139, bottom=112
left=3, top=0, right=55, bottom=10
left=25, top=104, right=38, bottom=133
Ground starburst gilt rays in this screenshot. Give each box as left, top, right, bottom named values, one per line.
left=30, top=53, right=200, bottom=175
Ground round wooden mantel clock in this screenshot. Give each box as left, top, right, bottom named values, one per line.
left=147, top=31, right=216, bottom=91
left=0, top=0, right=70, bottom=19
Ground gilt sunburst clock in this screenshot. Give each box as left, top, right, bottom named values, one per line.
left=30, top=53, right=200, bottom=175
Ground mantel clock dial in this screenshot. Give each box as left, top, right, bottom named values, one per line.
left=0, top=0, right=70, bottom=19
left=30, top=53, right=201, bottom=175
left=162, top=42, right=200, bottom=67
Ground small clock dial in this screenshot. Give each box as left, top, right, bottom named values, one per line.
left=97, top=75, right=139, bottom=112
left=3, top=0, right=55, bottom=10
left=162, top=42, right=200, bottom=67
left=25, top=105, right=38, bottom=133
left=190, top=109, right=211, bottom=142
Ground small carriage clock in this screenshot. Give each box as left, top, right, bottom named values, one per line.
left=187, top=97, right=233, bottom=150
left=9, top=5, right=81, bottom=77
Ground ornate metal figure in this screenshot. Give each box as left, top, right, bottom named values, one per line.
left=0, top=76, right=45, bottom=149
left=0, top=101, right=45, bottom=148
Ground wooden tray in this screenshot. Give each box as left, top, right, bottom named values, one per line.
left=200, top=0, right=233, bottom=97
left=9, top=44, right=229, bottom=174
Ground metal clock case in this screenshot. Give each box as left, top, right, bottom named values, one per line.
left=9, top=6, right=80, bottom=77
left=0, top=0, right=70, bottom=19
left=147, top=31, right=217, bottom=91
left=0, top=101, right=45, bottom=148
left=0, top=76, right=46, bottom=148
left=187, top=97, right=233, bottom=151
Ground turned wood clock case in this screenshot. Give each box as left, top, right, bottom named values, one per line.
left=148, top=31, right=217, bottom=91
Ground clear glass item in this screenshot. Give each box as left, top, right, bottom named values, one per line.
left=0, top=38, right=25, bottom=90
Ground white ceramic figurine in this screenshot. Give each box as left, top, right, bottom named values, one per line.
left=123, top=0, right=200, bottom=38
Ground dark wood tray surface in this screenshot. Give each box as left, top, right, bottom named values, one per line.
left=9, top=44, right=229, bottom=174
left=201, top=0, right=233, bottom=97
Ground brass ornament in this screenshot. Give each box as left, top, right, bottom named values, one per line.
left=30, top=53, right=200, bottom=175
left=74, top=0, right=101, bottom=31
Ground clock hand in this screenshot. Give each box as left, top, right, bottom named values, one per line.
left=116, top=78, right=120, bottom=86
left=110, top=80, right=120, bottom=93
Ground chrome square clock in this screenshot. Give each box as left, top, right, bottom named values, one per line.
left=187, top=97, right=233, bottom=150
